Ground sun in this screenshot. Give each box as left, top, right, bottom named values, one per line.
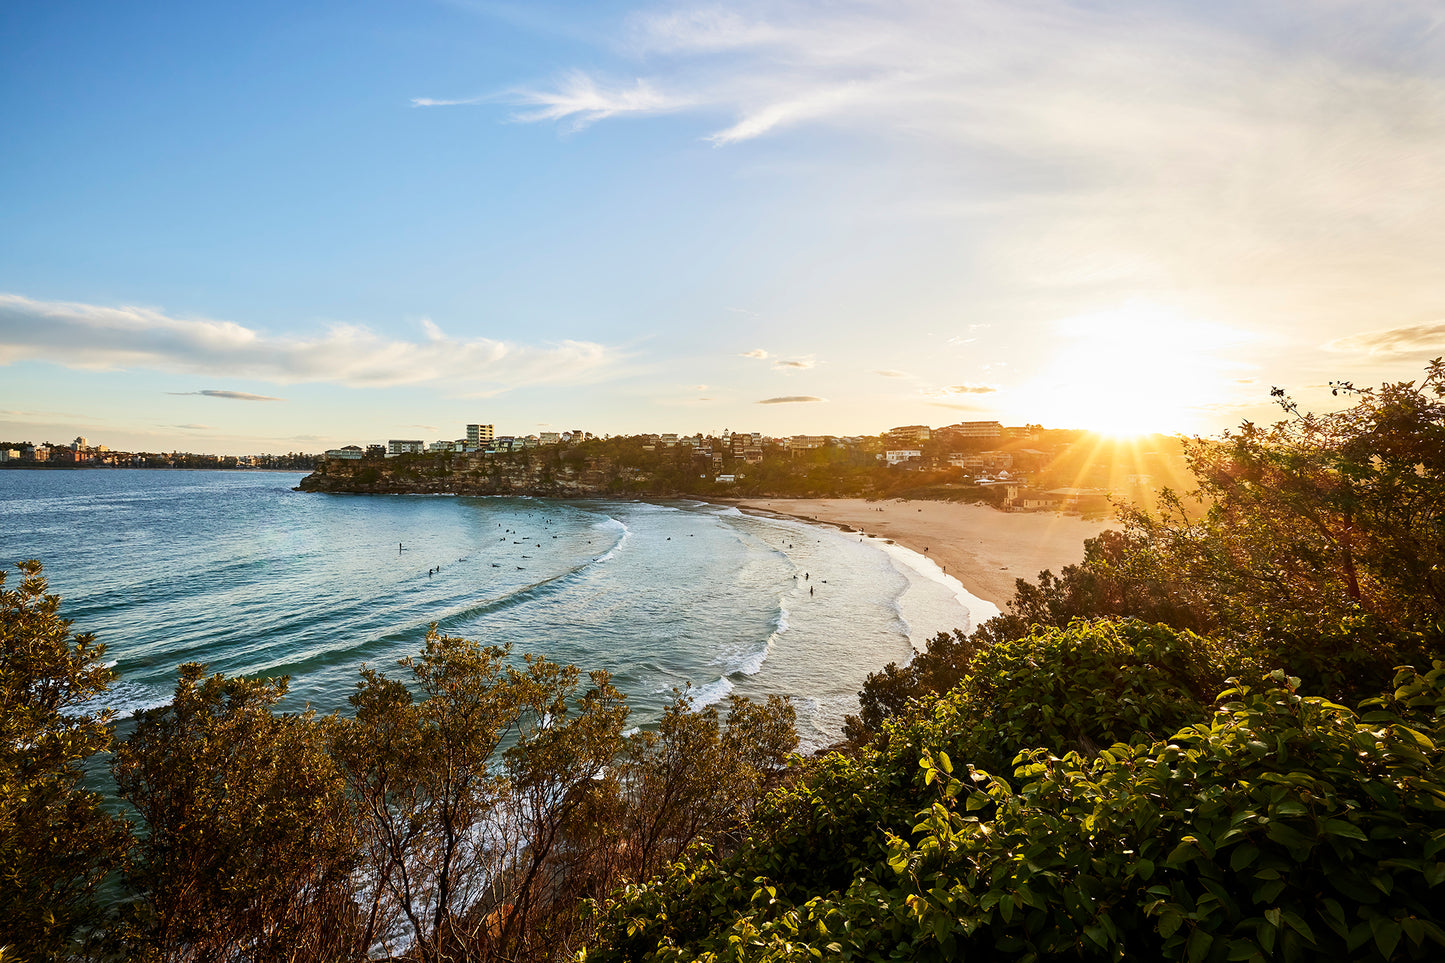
left=1020, top=303, right=1252, bottom=436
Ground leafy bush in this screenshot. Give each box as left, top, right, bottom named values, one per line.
left=98, top=626, right=798, bottom=962
left=853, top=619, right=1244, bottom=755
left=585, top=619, right=1251, bottom=961
left=587, top=664, right=1445, bottom=962
left=909, top=620, right=1246, bottom=771
left=886, top=664, right=1445, bottom=962
left=114, top=665, right=362, bottom=961
left=0, top=560, right=130, bottom=958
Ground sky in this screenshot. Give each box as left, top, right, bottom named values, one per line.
left=3, top=0, right=1444, bottom=454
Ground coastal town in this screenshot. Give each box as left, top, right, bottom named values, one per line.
left=3, top=419, right=1191, bottom=514
left=0, top=437, right=316, bottom=471
left=303, top=419, right=1192, bottom=514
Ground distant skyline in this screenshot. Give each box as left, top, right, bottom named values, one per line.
left=3, top=1, right=1444, bottom=454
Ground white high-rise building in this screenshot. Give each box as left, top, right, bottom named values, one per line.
left=467, top=424, right=495, bottom=449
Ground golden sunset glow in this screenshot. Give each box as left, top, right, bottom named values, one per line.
left=1017, top=303, right=1255, bottom=436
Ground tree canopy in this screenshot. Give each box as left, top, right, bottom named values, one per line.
left=0, top=560, right=129, bottom=959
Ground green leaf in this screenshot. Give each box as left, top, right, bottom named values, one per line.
left=1265, top=821, right=1312, bottom=851
left=1230, top=843, right=1259, bottom=872
left=1321, top=818, right=1367, bottom=841
left=1282, top=910, right=1316, bottom=943
left=1187, top=927, right=1213, bottom=963
left=1168, top=839, right=1199, bottom=865
left=1372, top=916, right=1401, bottom=959
left=1227, top=938, right=1261, bottom=960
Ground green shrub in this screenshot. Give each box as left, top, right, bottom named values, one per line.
left=585, top=620, right=1253, bottom=961
left=916, top=620, right=1240, bottom=770
left=880, top=664, right=1445, bottom=962
left=586, top=658, right=1445, bottom=962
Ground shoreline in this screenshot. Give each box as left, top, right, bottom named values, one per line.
left=733, top=502, right=1000, bottom=647
left=731, top=497, right=1119, bottom=611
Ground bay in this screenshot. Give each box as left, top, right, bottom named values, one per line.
left=0, top=469, right=985, bottom=747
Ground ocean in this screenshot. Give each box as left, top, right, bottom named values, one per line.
left=0, top=469, right=994, bottom=748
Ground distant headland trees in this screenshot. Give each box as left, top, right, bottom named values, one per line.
left=302, top=421, right=1193, bottom=511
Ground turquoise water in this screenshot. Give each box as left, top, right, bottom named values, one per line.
left=0, top=469, right=985, bottom=746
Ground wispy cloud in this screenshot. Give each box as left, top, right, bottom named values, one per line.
left=772, top=357, right=815, bottom=371
left=923, top=382, right=997, bottom=409
left=411, top=95, right=492, bottom=107
left=740, top=348, right=770, bottom=359
left=930, top=383, right=997, bottom=396
left=489, top=1, right=1445, bottom=330
left=506, top=71, right=690, bottom=129
left=163, top=423, right=213, bottom=431
left=874, top=369, right=910, bottom=378
left=1325, top=321, right=1445, bottom=359
left=758, top=395, right=824, bottom=404
left=0, top=294, right=621, bottom=394
left=927, top=401, right=989, bottom=412
left=166, top=389, right=285, bottom=402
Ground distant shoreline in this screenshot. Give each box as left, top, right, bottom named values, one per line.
left=0, top=464, right=306, bottom=472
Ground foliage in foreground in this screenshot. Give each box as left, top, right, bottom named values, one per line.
left=1, top=565, right=797, bottom=962
left=113, top=666, right=359, bottom=962
left=0, top=561, right=129, bottom=959
left=107, top=634, right=796, bottom=963
left=586, top=657, right=1445, bottom=963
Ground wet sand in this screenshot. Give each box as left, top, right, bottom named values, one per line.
left=735, top=498, right=1119, bottom=609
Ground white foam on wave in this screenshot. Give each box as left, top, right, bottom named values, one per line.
left=869, top=537, right=1001, bottom=647
left=730, top=640, right=770, bottom=677
left=688, top=675, right=735, bottom=708
left=69, top=682, right=172, bottom=719
left=715, top=593, right=789, bottom=677
left=592, top=517, right=632, bottom=564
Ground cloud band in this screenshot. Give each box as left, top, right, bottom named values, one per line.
left=0, top=293, right=620, bottom=393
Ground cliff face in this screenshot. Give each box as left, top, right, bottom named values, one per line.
left=296, top=451, right=625, bottom=497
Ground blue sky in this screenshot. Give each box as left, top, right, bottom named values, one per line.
left=3, top=0, right=1443, bottom=453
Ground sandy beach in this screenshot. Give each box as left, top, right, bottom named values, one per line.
left=735, top=498, right=1119, bottom=609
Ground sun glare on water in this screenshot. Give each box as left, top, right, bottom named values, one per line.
left=1023, top=304, right=1252, bottom=437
